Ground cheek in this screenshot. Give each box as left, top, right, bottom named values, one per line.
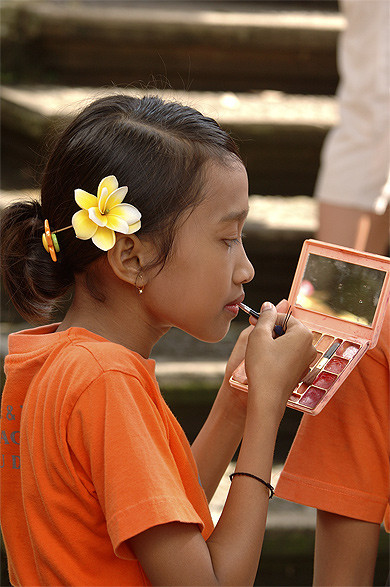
left=163, top=247, right=224, bottom=293
left=145, top=236, right=234, bottom=320
left=146, top=259, right=226, bottom=327
left=145, top=259, right=203, bottom=315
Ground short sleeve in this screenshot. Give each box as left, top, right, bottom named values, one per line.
left=67, top=370, right=205, bottom=558
left=276, top=321, right=390, bottom=526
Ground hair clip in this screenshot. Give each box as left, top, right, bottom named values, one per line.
left=42, top=220, right=74, bottom=262
left=42, top=219, right=61, bottom=262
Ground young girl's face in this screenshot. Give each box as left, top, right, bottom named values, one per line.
left=143, top=158, right=255, bottom=342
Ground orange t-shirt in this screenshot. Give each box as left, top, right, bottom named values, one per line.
left=276, top=307, right=389, bottom=530
left=1, top=325, right=214, bottom=586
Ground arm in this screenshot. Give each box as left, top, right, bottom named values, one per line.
left=129, top=304, right=316, bottom=586
left=192, top=300, right=291, bottom=502
left=191, top=325, right=251, bottom=501
left=314, top=510, right=380, bottom=586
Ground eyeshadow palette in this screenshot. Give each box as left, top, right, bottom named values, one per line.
left=230, top=239, right=390, bottom=415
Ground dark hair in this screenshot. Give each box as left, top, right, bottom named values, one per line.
left=1, top=94, right=241, bottom=324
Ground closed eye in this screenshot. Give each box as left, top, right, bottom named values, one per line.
left=223, top=233, right=246, bottom=247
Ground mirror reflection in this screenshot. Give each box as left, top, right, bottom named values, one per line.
left=296, top=254, right=386, bottom=326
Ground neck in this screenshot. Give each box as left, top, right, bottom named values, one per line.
left=58, top=285, right=168, bottom=359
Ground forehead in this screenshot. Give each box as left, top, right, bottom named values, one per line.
left=194, top=159, right=249, bottom=224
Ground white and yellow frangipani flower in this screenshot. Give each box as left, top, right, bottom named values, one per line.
left=72, top=175, right=141, bottom=251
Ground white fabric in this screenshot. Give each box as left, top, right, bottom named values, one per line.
left=315, top=0, right=390, bottom=214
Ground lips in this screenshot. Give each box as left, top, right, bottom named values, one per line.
left=224, top=293, right=245, bottom=313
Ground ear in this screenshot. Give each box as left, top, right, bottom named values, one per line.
left=106, top=234, right=156, bottom=287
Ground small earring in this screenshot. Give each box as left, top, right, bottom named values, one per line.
left=136, top=274, right=144, bottom=294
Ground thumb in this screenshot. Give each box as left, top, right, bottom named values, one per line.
left=252, top=301, right=277, bottom=333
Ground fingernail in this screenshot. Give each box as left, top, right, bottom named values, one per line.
left=261, top=301, right=274, bottom=312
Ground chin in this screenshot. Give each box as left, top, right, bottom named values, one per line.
left=190, top=321, right=232, bottom=344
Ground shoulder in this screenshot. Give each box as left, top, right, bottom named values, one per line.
left=62, top=329, right=156, bottom=382
left=65, top=342, right=167, bottom=441
left=48, top=330, right=158, bottom=415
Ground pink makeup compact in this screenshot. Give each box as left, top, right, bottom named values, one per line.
left=230, top=239, right=390, bottom=415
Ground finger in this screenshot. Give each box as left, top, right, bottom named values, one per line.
left=273, top=305, right=293, bottom=337
left=254, top=313, right=285, bottom=338
left=230, top=325, right=253, bottom=355
left=276, top=299, right=289, bottom=312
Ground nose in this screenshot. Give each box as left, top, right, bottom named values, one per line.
left=234, top=244, right=255, bottom=285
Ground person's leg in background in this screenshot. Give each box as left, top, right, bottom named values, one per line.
left=316, top=0, right=390, bottom=255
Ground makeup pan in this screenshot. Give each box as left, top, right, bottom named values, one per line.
left=311, top=331, right=322, bottom=345
left=230, top=239, right=390, bottom=415
left=316, top=335, right=334, bottom=352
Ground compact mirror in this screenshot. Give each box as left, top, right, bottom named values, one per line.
left=296, top=253, right=387, bottom=326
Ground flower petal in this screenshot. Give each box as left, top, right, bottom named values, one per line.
left=89, top=207, right=108, bottom=227
left=105, top=214, right=131, bottom=234
left=97, top=175, right=118, bottom=201
left=109, top=203, right=141, bottom=226
left=98, top=187, right=109, bottom=214
left=104, top=186, right=128, bottom=210
left=74, top=189, right=98, bottom=211
left=127, top=220, right=142, bottom=234
left=72, top=209, right=98, bottom=239
left=92, top=227, right=116, bottom=251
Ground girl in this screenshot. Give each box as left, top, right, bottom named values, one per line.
left=0, top=94, right=315, bottom=586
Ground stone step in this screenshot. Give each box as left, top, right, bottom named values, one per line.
left=1, top=2, right=343, bottom=94
left=1, top=85, right=337, bottom=195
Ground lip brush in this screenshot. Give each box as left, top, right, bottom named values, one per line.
left=238, top=302, right=289, bottom=336
left=302, top=339, right=342, bottom=385
left=238, top=302, right=260, bottom=320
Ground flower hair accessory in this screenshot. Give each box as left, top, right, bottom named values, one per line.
left=42, top=175, right=142, bottom=261
left=42, top=219, right=60, bottom=262
left=72, top=175, right=141, bottom=251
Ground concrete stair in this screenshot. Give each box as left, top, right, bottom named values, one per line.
left=2, top=1, right=343, bottom=93
left=1, top=85, right=337, bottom=195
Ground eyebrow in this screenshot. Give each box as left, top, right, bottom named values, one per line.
left=218, top=209, right=249, bottom=224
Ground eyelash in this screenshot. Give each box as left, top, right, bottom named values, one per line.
left=223, top=234, right=245, bottom=248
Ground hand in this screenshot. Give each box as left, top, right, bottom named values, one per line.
left=223, top=324, right=253, bottom=384
left=275, top=298, right=289, bottom=313
left=245, top=301, right=316, bottom=419
left=221, top=299, right=295, bottom=411
left=224, top=298, right=288, bottom=384
left=220, top=324, right=253, bottom=414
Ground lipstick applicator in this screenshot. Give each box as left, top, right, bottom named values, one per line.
left=238, top=302, right=290, bottom=336
left=238, top=302, right=259, bottom=320
left=302, top=339, right=342, bottom=385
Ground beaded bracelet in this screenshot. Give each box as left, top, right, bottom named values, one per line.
left=229, top=472, right=275, bottom=499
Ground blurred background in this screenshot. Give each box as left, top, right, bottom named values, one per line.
left=1, top=0, right=388, bottom=584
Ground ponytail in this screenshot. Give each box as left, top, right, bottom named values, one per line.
left=0, top=200, right=73, bottom=323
